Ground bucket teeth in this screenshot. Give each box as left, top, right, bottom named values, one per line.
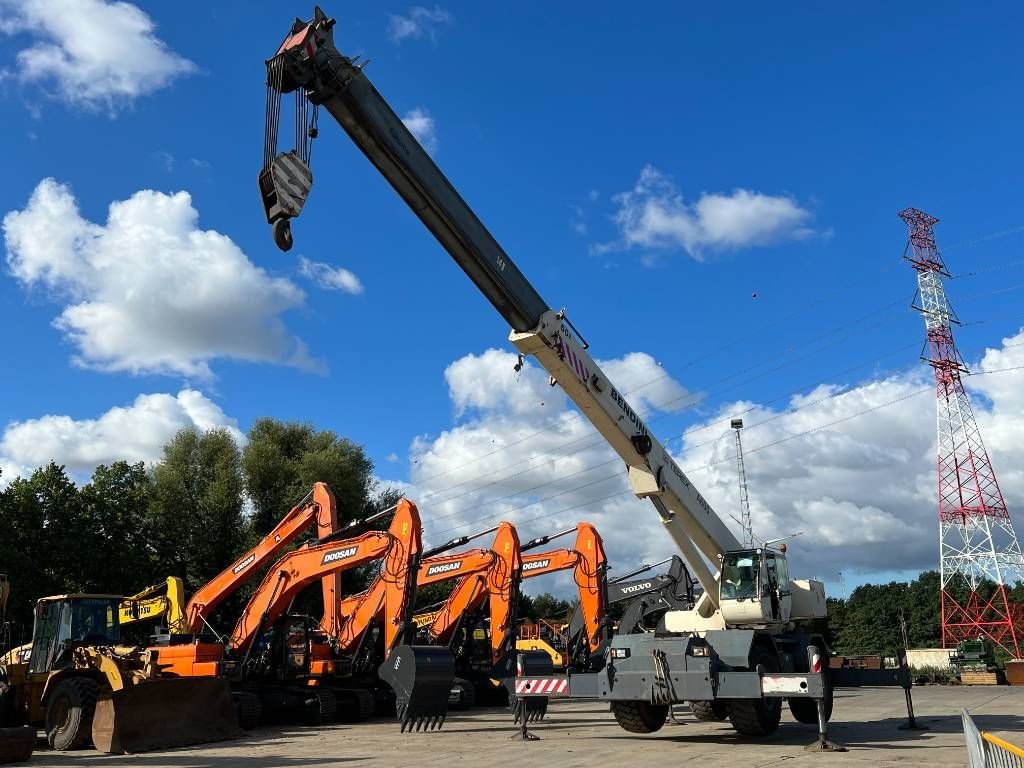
left=513, top=696, right=548, bottom=724
left=379, top=644, right=454, bottom=734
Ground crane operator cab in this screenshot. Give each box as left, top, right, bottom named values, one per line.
left=719, top=549, right=791, bottom=627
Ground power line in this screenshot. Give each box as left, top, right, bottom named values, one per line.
left=412, top=285, right=1021, bottom=511
left=423, top=363, right=1022, bottom=541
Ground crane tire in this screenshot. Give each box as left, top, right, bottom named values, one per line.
left=688, top=700, right=729, bottom=721
left=728, top=648, right=782, bottom=737
left=45, top=677, right=98, bottom=751
left=610, top=700, right=669, bottom=733
left=789, top=643, right=833, bottom=724
left=233, top=691, right=262, bottom=730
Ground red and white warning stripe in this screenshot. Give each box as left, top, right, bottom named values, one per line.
left=810, top=651, right=822, bottom=673
left=514, top=677, right=569, bottom=696
left=554, top=335, right=591, bottom=387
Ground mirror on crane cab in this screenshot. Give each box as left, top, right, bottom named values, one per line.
left=718, top=549, right=792, bottom=626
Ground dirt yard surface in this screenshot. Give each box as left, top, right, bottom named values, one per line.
left=23, top=686, right=1024, bottom=767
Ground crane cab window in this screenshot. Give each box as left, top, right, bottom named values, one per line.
left=721, top=553, right=758, bottom=600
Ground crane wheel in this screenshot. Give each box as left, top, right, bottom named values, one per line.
left=728, top=648, right=782, bottom=737
left=45, top=677, right=98, bottom=751
left=688, top=700, right=729, bottom=722
left=610, top=700, right=669, bottom=733
left=305, top=689, right=337, bottom=725
left=233, top=691, right=263, bottom=730
left=788, top=643, right=833, bottom=725
left=272, top=219, right=293, bottom=252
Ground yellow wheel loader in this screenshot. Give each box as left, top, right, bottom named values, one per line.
left=0, top=594, right=239, bottom=754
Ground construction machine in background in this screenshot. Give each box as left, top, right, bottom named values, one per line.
left=602, top=556, right=695, bottom=636
left=337, top=522, right=523, bottom=710
left=153, top=498, right=454, bottom=732
left=0, top=575, right=34, bottom=765
left=258, top=8, right=835, bottom=737
left=181, top=481, right=343, bottom=639
left=0, top=592, right=238, bottom=755
left=118, top=578, right=187, bottom=637
left=514, top=524, right=609, bottom=677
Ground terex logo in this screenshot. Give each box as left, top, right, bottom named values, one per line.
left=522, top=559, right=550, bottom=572
left=232, top=554, right=256, bottom=574
left=620, top=582, right=653, bottom=595
left=322, top=546, right=359, bottom=565
left=426, top=561, right=462, bottom=577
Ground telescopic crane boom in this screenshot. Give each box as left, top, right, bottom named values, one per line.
left=258, top=9, right=827, bottom=631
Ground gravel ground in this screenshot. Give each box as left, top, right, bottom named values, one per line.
left=20, top=685, right=1024, bottom=768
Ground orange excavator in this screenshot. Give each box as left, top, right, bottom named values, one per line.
left=516, top=523, right=609, bottom=673
left=181, top=481, right=343, bottom=640
left=153, top=499, right=454, bottom=732
left=338, top=522, right=522, bottom=709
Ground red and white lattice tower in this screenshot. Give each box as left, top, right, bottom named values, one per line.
left=901, top=207, right=1024, bottom=657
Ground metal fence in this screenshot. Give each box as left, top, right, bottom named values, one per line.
left=964, top=710, right=1024, bottom=768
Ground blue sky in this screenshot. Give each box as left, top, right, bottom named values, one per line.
left=2, top=1, right=1023, bottom=597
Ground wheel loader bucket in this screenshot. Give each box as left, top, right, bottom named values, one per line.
left=378, top=645, right=454, bottom=733
left=91, top=678, right=241, bottom=754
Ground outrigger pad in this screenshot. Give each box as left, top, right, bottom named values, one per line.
left=512, top=695, right=548, bottom=724
left=91, top=678, right=241, bottom=754
left=378, top=645, right=455, bottom=733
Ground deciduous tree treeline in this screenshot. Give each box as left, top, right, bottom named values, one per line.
left=0, top=419, right=393, bottom=635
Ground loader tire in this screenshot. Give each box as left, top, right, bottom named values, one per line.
left=450, top=678, right=476, bottom=711
left=306, top=689, right=337, bottom=725
left=610, top=700, right=669, bottom=733
left=688, top=700, right=729, bottom=721
left=728, top=649, right=782, bottom=737
left=45, top=677, right=98, bottom=751
left=233, top=691, right=262, bottom=730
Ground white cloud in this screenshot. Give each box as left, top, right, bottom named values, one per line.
left=388, top=5, right=451, bottom=43
left=401, top=107, right=438, bottom=153
left=400, top=330, right=1024, bottom=598
left=3, top=178, right=316, bottom=379
left=0, top=389, right=242, bottom=483
left=298, top=256, right=364, bottom=295
left=596, top=165, right=815, bottom=260
left=0, top=0, right=196, bottom=112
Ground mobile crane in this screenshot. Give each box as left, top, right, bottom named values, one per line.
left=259, top=8, right=832, bottom=738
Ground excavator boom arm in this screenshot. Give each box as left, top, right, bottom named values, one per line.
left=230, top=499, right=422, bottom=653
left=185, top=482, right=341, bottom=634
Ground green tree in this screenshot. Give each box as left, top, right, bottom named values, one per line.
left=242, top=419, right=375, bottom=539
left=148, top=428, right=246, bottom=593
left=77, top=462, right=156, bottom=594
left=0, top=463, right=82, bottom=626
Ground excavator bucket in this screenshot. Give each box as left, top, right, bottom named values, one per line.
left=91, top=678, right=240, bottom=754
left=378, top=645, right=454, bottom=733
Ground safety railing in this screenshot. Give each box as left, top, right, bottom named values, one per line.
left=964, top=709, right=1024, bottom=768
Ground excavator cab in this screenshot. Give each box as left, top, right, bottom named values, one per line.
left=719, top=549, right=792, bottom=626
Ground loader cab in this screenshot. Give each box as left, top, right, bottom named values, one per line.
left=718, top=550, right=792, bottom=627
left=27, top=595, right=121, bottom=675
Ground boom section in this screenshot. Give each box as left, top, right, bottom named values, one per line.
left=273, top=10, right=547, bottom=333
left=271, top=9, right=740, bottom=602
